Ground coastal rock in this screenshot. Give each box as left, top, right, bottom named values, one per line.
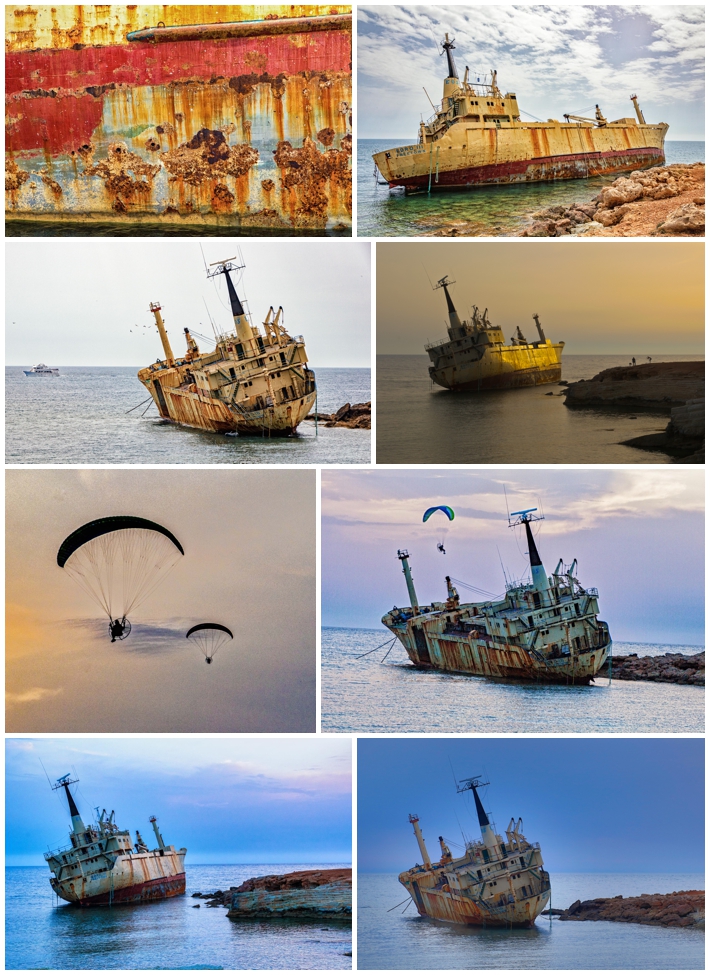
left=518, top=163, right=704, bottom=237
left=305, top=402, right=371, bottom=429
left=619, top=395, right=704, bottom=463
left=226, top=868, right=352, bottom=920
left=610, top=651, right=704, bottom=686
left=563, top=361, right=704, bottom=409
left=557, top=890, right=704, bottom=928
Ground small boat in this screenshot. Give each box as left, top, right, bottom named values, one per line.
left=24, top=363, right=59, bottom=376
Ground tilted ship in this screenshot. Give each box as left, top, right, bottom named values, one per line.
left=382, top=508, right=611, bottom=684
left=373, top=34, right=667, bottom=192
left=427, top=276, right=563, bottom=390
left=45, top=774, right=186, bottom=906
left=138, top=259, right=316, bottom=437
left=400, top=776, right=550, bottom=927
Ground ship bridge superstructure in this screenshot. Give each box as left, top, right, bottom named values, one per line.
left=399, top=776, right=551, bottom=927
left=382, top=508, right=611, bottom=684
left=137, top=259, right=316, bottom=437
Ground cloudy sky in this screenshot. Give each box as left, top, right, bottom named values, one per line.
left=6, top=737, right=352, bottom=866
left=322, top=468, right=704, bottom=644
left=358, top=5, right=705, bottom=140
left=377, top=241, right=704, bottom=354
left=6, top=239, right=371, bottom=368
left=358, top=738, right=704, bottom=872
left=6, top=469, right=316, bottom=733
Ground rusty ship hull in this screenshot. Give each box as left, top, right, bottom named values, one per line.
left=6, top=5, right=352, bottom=232
left=403, top=876, right=550, bottom=928
left=429, top=343, right=563, bottom=391
left=53, top=854, right=186, bottom=907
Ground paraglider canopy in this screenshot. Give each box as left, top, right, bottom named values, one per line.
left=422, top=505, right=455, bottom=523
left=57, top=516, right=184, bottom=639
left=186, top=623, right=234, bottom=664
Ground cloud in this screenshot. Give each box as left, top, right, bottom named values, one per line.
left=6, top=687, right=63, bottom=707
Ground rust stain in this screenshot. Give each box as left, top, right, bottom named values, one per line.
left=274, top=132, right=350, bottom=220
left=317, top=126, right=334, bottom=146
left=40, top=170, right=63, bottom=195
left=162, top=129, right=259, bottom=185
left=83, top=141, right=160, bottom=207
left=5, top=158, right=30, bottom=192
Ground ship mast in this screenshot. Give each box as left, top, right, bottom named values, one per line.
left=397, top=550, right=420, bottom=613
left=149, top=302, right=175, bottom=366
left=433, top=275, right=464, bottom=339
left=509, top=508, right=547, bottom=593
left=52, top=774, right=86, bottom=834
left=440, top=33, right=459, bottom=110
left=207, top=257, right=252, bottom=346
left=457, top=775, right=497, bottom=853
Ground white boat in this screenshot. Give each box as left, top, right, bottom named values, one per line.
left=24, top=363, right=59, bottom=376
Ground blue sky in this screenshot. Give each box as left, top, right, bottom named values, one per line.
left=358, top=5, right=705, bottom=140
left=6, top=738, right=352, bottom=867
left=358, top=738, right=704, bottom=873
left=322, top=468, right=705, bottom=645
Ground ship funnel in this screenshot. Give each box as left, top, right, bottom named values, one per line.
left=441, top=33, right=458, bottom=79
left=53, top=775, right=86, bottom=835
left=409, top=814, right=432, bottom=868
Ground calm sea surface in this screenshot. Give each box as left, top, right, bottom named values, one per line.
left=376, top=354, right=704, bottom=464
left=6, top=864, right=352, bottom=970
left=6, top=366, right=370, bottom=465
left=321, top=628, right=704, bottom=734
left=358, top=140, right=705, bottom=237
left=358, top=872, right=705, bottom=970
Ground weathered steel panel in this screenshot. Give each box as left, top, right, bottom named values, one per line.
left=6, top=5, right=352, bottom=231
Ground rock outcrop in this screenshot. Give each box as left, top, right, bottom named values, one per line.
left=611, top=651, right=704, bottom=686
left=305, top=402, right=370, bottom=428
left=518, top=163, right=704, bottom=237
left=226, top=868, right=352, bottom=920
left=547, top=890, right=704, bottom=928
left=620, top=397, right=705, bottom=463
left=563, top=361, right=704, bottom=409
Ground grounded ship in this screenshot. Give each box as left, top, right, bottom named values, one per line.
left=400, top=776, right=550, bottom=927
left=382, top=508, right=611, bottom=684
left=373, top=34, right=667, bottom=192
left=138, top=259, right=316, bottom=436
left=427, top=276, right=563, bottom=390
left=24, top=362, right=59, bottom=376
left=45, top=774, right=186, bottom=906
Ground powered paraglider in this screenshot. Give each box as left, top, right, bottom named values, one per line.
left=186, top=623, right=234, bottom=664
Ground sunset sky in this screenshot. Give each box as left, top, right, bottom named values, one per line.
left=322, top=468, right=704, bottom=644
left=6, top=239, right=371, bottom=368
left=6, top=737, right=352, bottom=866
left=359, top=5, right=705, bottom=140
left=358, top=738, right=704, bottom=873
left=377, top=241, right=704, bottom=355
left=6, top=469, right=316, bottom=733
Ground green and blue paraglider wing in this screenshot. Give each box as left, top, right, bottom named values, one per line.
left=422, top=505, right=455, bottom=523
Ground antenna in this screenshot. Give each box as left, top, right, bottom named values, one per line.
left=433, top=274, right=456, bottom=293
left=503, top=485, right=510, bottom=521
left=52, top=773, right=79, bottom=792
left=508, top=507, right=544, bottom=529
left=199, top=244, right=208, bottom=274
left=456, top=775, right=490, bottom=796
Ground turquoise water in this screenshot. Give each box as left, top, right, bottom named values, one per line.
left=321, top=628, right=704, bottom=734
left=358, top=872, right=704, bottom=969
left=376, top=354, right=705, bottom=465
left=5, top=366, right=370, bottom=464
left=6, top=864, right=352, bottom=970
left=358, top=140, right=704, bottom=237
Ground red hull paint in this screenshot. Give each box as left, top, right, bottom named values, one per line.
left=6, top=32, right=352, bottom=96
left=73, top=872, right=186, bottom=907
left=391, top=146, right=664, bottom=191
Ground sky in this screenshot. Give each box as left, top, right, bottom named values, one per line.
left=358, top=5, right=705, bottom=140
left=6, top=239, right=371, bottom=368
left=321, top=468, right=705, bottom=644
left=357, top=738, right=704, bottom=873
left=6, top=737, right=352, bottom=867
left=376, top=241, right=705, bottom=355
left=6, top=469, right=316, bottom=733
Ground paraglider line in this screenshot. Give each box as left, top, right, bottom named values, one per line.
left=355, top=637, right=395, bottom=659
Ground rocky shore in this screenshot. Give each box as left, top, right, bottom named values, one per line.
left=305, top=402, right=370, bottom=429
left=621, top=397, right=705, bottom=463
left=545, top=890, right=704, bottom=928
left=518, top=163, right=704, bottom=237
left=192, top=868, right=352, bottom=920
left=610, top=651, right=704, bottom=686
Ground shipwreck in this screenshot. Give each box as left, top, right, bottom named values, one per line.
left=400, top=776, right=550, bottom=927
left=382, top=507, right=611, bottom=684
left=138, top=258, right=316, bottom=436
left=45, top=774, right=186, bottom=906
left=426, top=275, right=564, bottom=390
left=373, top=33, right=667, bottom=193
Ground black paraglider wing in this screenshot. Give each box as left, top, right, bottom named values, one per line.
left=57, top=516, right=184, bottom=567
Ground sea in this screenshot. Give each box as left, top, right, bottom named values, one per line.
left=5, top=864, right=352, bottom=970
left=358, top=141, right=705, bottom=237
left=321, top=628, right=704, bottom=734
left=5, top=366, right=371, bottom=465
left=375, top=353, right=705, bottom=464
left=357, top=872, right=705, bottom=970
